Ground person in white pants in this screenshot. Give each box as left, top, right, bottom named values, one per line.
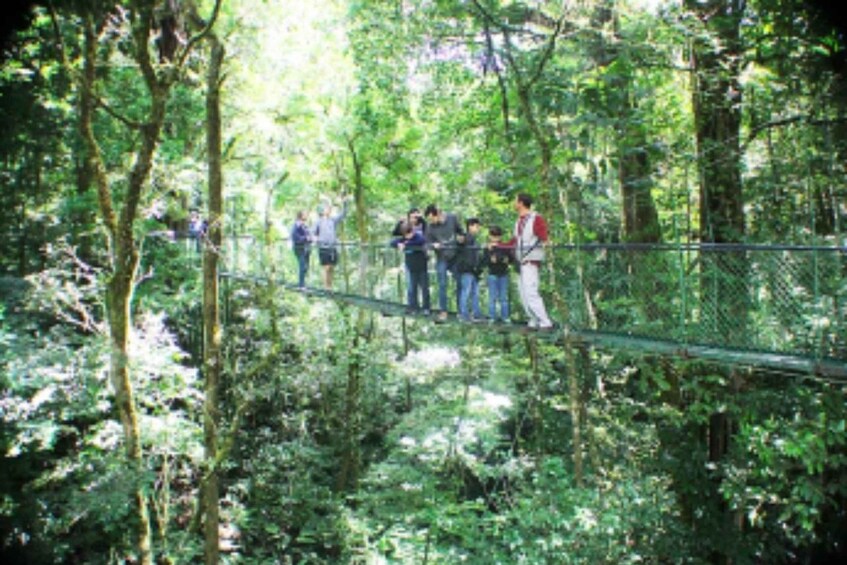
left=508, top=193, right=553, bottom=330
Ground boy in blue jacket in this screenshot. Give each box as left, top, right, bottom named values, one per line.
left=391, top=222, right=431, bottom=315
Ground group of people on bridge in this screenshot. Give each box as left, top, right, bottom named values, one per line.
left=291, top=193, right=554, bottom=331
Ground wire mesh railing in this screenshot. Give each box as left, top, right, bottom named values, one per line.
left=551, top=243, right=846, bottom=363
left=212, top=236, right=845, bottom=364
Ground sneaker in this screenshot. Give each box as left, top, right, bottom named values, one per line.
left=435, top=311, right=448, bottom=323
left=423, top=310, right=431, bottom=317
left=537, top=323, right=556, bottom=332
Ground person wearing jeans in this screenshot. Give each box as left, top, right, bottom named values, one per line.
left=424, top=204, right=464, bottom=321
left=455, top=218, right=482, bottom=322
left=390, top=222, right=431, bottom=315
left=482, top=225, right=513, bottom=323
left=487, top=273, right=509, bottom=321
left=392, top=208, right=427, bottom=306
left=291, top=210, right=312, bottom=288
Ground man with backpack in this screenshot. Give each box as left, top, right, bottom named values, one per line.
left=506, top=193, right=553, bottom=331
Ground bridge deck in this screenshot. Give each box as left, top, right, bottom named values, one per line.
left=221, top=271, right=847, bottom=380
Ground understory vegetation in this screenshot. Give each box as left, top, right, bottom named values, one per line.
left=3, top=263, right=845, bottom=562
left=1, top=0, right=846, bottom=563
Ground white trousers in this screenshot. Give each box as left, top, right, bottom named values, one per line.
left=518, top=262, right=552, bottom=327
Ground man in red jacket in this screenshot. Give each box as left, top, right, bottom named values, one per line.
left=506, top=193, right=553, bottom=330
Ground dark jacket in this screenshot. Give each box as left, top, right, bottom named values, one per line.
left=291, top=221, right=311, bottom=252
left=481, top=243, right=514, bottom=276
left=391, top=232, right=428, bottom=273
left=453, top=233, right=481, bottom=276
left=424, top=213, right=463, bottom=263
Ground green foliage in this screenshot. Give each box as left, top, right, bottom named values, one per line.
left=0, top=251, right=202, bottom=562
left=496, top=456, right=692, bottom=564
left=1, top=0, right=846, bottom=562
left=720, top=383, right=847, bottom=559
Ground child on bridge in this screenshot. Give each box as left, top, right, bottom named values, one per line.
left=482, top=225, right=513, bottom=324
left=455, top=218, right=483, bottom=323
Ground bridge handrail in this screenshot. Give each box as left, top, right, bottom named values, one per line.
left=201, top=235, right=846, bottom=367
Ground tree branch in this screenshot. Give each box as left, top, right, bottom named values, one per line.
left=80, top=13, right=118, bottom=240
left=130, top=0, right=160, bottom=96
left=95, top=95, right=145, bottom=129
left=742, top=114, right=847, bottom=152
left=527, top=16, right=563, bottom=86
left=179, top=0, right=223, bottom=69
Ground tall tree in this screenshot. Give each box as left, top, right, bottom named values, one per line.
left=687, top=0, right=745, bottom=243
left=64, top=1, right=220, bottom=561
left=588, top=2, right=661, bottom=243
left=201, top=30, right=225, bottom=565
left=685, top=5, right=749, bottom=559
left=470, top=0, right=565, bottom=206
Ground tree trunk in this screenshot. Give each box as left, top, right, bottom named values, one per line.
left=687, top=5, right=746, bottom=561
left=72, top=0, right=221, bottom=558
left=202, top=36, right=225, bottom=565
left=586, top=1, right=661, bottom=243
left=105, top=249, right=151, bottom=562
left=688, top=0, right=749, bottom=345
left=80, top=13, right=155, bottom=562
left=619, top=119, right=661, bottom=243
left=565, top=341, right=583, bottom=487
left=336, top=331, right=362, bottom=492
left=16, top=196, right=26, bottom=277
left=77, top=0, right=220, bottom=558
left=588, top=2, right=665, bottom=330
left=688, top=0, right=745, bottom=244
left=336, top=137, right=369, bottom=492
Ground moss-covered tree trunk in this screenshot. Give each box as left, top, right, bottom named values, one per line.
left=74, top=1, right=220, bottom=560
left=202, top=35, right=225, bottom=565
left=687, top=3, right=746, bottom=560
left=688, top=0, right=747, bottom=345
left=688, top=0, right=745, bottom=244
left=80, top=8, right=161, bottom=560
left=336, top=137, right=368, bottom=492
left=619, top=111, right=661, bottom=243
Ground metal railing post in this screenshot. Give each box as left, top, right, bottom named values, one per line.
left=674, top=217, right=688, bottom=345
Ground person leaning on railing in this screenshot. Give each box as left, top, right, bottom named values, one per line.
left=504, top=193, right=554, bottom=331
left=482, top=224, right=514, bottom=324
left=424, top=204, right=464, bottom=322
left=454, top=218, right=483, bottom=323
left=390, top=221, right=431, bottom=316
left=391, top=207, right=427, bottom=307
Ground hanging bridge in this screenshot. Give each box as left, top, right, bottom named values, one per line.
left=175, top=234, right=847, bottom=379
